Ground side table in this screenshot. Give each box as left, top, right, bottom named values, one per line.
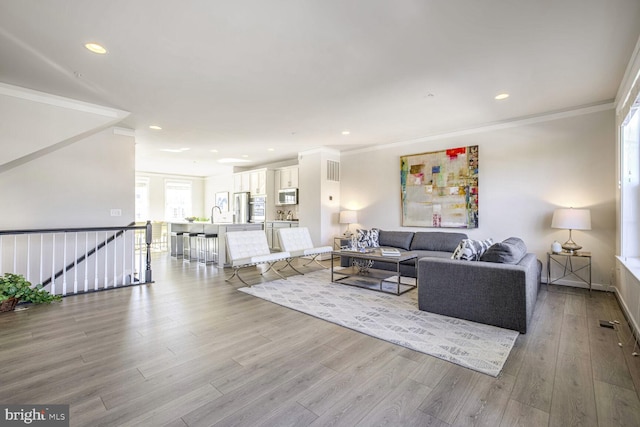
left=546, top=251, right=592, bottom=293
left=333, top=236, right=351, bottom=250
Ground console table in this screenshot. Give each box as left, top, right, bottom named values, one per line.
left=331, top=249, right=417, bottom=295
left=547, top=251, right=592, bottom=292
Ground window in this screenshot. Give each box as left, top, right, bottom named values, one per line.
left=165, top=180, right=192, bottom=221
left=621, top=97, right=640, bottom=258
left=135, top=177, right=150, bottom=221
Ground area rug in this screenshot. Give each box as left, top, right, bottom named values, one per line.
left=238, top=269, right=518, bottom=377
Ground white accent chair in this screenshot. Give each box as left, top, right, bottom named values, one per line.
left=277, top=227, right=333, bottom=274
left=225, top=230, right=291, bottom=285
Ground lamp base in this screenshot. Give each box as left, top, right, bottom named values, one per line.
left=561, top=239, right=582, bottom=254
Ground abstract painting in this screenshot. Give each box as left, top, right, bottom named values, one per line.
left=400, top=145, right=478, bottom=228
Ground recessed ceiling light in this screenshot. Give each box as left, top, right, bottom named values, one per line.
left=159, top=148, right=189, bottom=153
left=218, top=158, right=251, bottom=164
left=210, top=149, right=218, bottom=153
left=342, top=130, right=350, bottom=135
left=242, top=154, right=249, bottom=158
left=149, top=125, right=162, bottom=130
left=85, top=43, right=107, bottom=54
left=494, top=93, right=510, bottom=100
left=267, top=148, right=275, bottom=152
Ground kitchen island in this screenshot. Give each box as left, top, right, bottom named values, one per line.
left=168, top=222, right=264, bottom=267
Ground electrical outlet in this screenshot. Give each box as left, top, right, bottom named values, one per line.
left=110, top=209, right=122, bottom=217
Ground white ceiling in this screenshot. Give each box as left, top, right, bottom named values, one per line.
left=1, top=0, right=639, bottom=177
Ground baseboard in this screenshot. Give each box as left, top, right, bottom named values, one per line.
left=542, top=278, right=612, bottom=292
left=612, top=287, right=640, bottom=346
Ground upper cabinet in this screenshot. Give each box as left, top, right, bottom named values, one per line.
left=234, top=168, right=268, bottom=195
left=275, top=166, right=299, bottom=190
left=250, top=170, right=267, bottom=195
left=233, top=172, right=250, bottom=193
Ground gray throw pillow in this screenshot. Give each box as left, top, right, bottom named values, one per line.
left=480, top=237, right=527, bottom=264
left=378, top=230, right=414, bottom=250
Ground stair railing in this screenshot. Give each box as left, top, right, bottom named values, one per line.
left=0, top=221, right=153, bottom=296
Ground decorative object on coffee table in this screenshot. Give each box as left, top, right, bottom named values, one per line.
left=551, top=207, right=591, bottom=253
left=352, top=258, right=374, bottom=274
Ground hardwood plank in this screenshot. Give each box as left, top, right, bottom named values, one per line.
left=182, top=361, right=333, bottom=427
left=499, top=399, right=549, bottom=427
left=549, top=352, right=598, bottom=427
left=418, top=365, right=482, bottom=424
left=558, top=312, right=590, bottom=356
left=308, top=355, right=420, bottom=426
left=564, top=292, right=587, bottom=317
left=296, top=345, right=400, bottom=416
left=213, top=364, right=337, bottom=426
left=510, top=291, right=564, bottom=412
left=452, top=373, right=516, bottom=427
left=355, top=377, right=433, bottom=426
left=594, top=379, right=640, bottom=427
left=253, top=401, right=319, bottom=427
left=588, top=313, right=636, bottom=390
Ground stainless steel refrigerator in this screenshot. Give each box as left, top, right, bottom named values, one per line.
left=233, top=192, right=250, bottom=223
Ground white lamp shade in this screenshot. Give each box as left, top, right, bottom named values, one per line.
left=551, top=208, right=591, bottom=230
left=339, top=210, right=357, bottom=224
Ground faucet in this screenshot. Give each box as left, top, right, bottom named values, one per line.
left=211, top=206, right=222, bottom=223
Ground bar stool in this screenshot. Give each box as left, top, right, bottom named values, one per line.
left=197, top=233, right=218, bottom=264
left=182, top=232, right=199, bottom=262
left=170, top=231, right=184, bottom=258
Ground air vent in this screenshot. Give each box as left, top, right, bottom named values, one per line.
left=327, top=160, right=340, bottom=182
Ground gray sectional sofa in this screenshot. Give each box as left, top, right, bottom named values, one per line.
left=340, top=230, right=541, bottom=334
left=340, top=230, right=467, bottom=278
left=417, top=237, right=541, bottom=333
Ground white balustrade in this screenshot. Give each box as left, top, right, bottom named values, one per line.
left=0, top=223, right=152, bottom=296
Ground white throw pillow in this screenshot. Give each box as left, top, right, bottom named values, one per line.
left=451, top=238, right=494, bottom=261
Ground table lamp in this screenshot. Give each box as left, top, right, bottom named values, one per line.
left=551, top=208, right=591, bottom=254
left=339, top=210, right=357, bottom=237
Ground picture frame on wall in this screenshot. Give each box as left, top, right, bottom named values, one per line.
left=215, top=191, right=229, bottom=212
left=400, top=145, right=478, bottom=228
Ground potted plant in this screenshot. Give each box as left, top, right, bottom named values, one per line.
left=0, top=273, right=61, bottom=312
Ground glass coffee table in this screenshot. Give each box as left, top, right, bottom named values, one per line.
left=331, top=249, right=418, bottom=295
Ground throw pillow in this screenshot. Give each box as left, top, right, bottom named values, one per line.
left=451, top=238, right=494, bottom=261
left=356, top=228, right=380, bottom=248
left=480, top=237, right=527, bottom=264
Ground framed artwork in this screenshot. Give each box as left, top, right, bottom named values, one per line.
left=400, top=145, right=478, bottom=228
left=215, top=191, right=229, bottom=212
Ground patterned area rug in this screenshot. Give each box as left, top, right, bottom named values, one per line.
left=239, top=269, right=518, bottom=377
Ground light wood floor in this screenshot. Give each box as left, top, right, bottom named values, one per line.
left=1, top=255, right=640, bottom=426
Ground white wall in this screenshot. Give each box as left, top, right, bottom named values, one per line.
left=0, top=127, right=135, bottom=229
left=341, top=108, right=616, bottom=289
left=135, top=171, right=205, bottom=221
left=204, top=171, right=234, bottom=216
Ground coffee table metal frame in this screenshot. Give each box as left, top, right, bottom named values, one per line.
left=331, top=250, right=418, bottom=295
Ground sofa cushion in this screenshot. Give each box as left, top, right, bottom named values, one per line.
left=480, top=237, right=527, bottom=264
left=451, top=238, right=494, bottom=261
left=410, top=232, right=468, bottom=252
left=356, top=228, right=380, bottom=248
left=378, top=230, right=414, bottom=250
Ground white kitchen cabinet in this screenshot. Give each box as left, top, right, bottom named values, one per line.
left=233, top=172, right=250, bottom=193
left=265, top=221, right=299, bottom=250
left=278, top=166, right=298, bottom=189
left=250, top=169, right=267, bottom=195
